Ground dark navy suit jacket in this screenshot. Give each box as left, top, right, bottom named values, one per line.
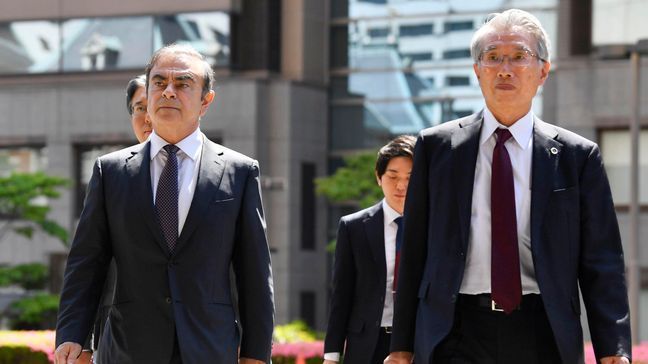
left=56, top=135, right=274, bottom=363
left=390, top=112, right=631, bottom=363
left=325, top=203, right=390, bottom=363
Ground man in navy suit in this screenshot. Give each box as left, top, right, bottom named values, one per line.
left=324, top=135, right=416, bottom=364
left=55, top=44, right=274, bottom=364
left=386, top=9, right=631, bottom=364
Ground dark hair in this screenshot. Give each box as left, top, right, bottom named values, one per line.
left=375, top=135, right=416, bottom=178
left=126, top=74, right=146, bottom=115
left=144, top=43, right=214, bottom=99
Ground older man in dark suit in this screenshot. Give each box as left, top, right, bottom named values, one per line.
left=55, top=44, right=274, bottom=364
left=386, top=9, right=631, bottom=364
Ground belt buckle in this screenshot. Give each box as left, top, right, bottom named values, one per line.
left=383, top=327, right=392, bottom=334
left=491, top=300, right=504, bottom=312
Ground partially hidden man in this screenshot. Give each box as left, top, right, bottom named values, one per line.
left=55, top=44, right=274, bottom=364
left=386, top=9, right=631, bottom=364
left=324, top=135, right=416, bottom=364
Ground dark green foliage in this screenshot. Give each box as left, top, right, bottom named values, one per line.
left=0, top=346, right=49, bottom=364
left=315, top=152, right=382, bottom=209
left=0, top=172, right=70, bottom=246
left=7, top=293, right=59, bottom=330
left=0, top=263, right=48, bottom=290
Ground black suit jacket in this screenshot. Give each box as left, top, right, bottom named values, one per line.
left=391, top=112, right=631, bottom=363
left=325, top=203, right=390, bottom=363
left=56, top=135, right=274, bottom=364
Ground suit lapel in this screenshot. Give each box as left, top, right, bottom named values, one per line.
left=174, top=135, right=226, bottom=255
left=364, top=203, right=386, bottom=280
left=126, top=142, right=169, bottom=254
left=530, top=118, right=562, bottom=248
left=452, top=114, right=483, bottom=251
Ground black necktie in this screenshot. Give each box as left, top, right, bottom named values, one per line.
left=491, top=129, right=521, bottom=314
left=156, top=144, right=179, bottom=253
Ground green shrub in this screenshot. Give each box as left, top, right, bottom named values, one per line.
left=274, top=320, right=318, bottom=343
left=0, top=346, right=49, bottom=364
left=0, top=263, right=48, bottom=290
left=7, top=293, right=59, bottom=330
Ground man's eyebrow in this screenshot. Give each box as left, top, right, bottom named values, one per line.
left=174, top=73, right=197, bottom=82
left=150, top=74, right=166, bottom=81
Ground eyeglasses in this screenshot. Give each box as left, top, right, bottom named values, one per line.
left=478, top=49, right=545, bottom=68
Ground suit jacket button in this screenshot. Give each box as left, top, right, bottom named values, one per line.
left=165, top=297, right=172, bottom=304
left=451, top=294, right=457, bottom=303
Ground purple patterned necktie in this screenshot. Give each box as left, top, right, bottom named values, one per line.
left=156, top=144, right=179, bottom=253
left=491, top=129, right=521, bottom=314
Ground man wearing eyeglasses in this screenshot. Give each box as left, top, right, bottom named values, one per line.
left=385, top=9, right=631, bottom=364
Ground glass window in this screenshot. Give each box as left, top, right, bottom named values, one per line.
left=368, top=27, right=390, bottom=38
left=75, top=144, right=128, bottom=215
left=446, top=76, right=470, bottom=86
left=399, top=24, right=434, bottom=37
left=600, top=129, right=648, bottom=205
left=0, top=147, right=46, bottom=176
left=0, top=11, right=230, bottom=75
left=444, top=20, right=473, bottom=33
left=443, top=49, right=471, bottom=60
left=402, top=52, right=433, bottom=62
left=0, top=21, right=60, bottom=74
left=153, top=12, right=230, bottom=67
left=62, top=16, right=154, bottom=72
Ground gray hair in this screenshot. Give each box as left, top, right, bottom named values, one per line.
left=470, top=9, right=551, bottom=64
left=126, top=74, right=146, bottom=115
left=144, top=43, right=215, bottom=99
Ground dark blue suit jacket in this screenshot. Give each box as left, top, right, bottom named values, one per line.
left=56, top=135, right=274, bottom=363
left=324, top=203, right=389, bottom=363
left=390, top=112, right=631, bottom=363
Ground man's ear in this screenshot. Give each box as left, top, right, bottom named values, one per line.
left=473, top=63, right=480, bottom=80
left=200, top=90, right=216, bottom=116
left=376, top=172, right=382, bottom=186
left=539, top=61, right=551, bottom=84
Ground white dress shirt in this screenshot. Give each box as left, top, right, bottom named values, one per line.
left=459, top=107, right=540, bottom=295
left=323, top=199, right=402, bottom=361
left=149, top=128, right=203, bottom=235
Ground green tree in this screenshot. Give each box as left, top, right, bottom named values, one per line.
left=315, top=151, right=382, bottom=209
left=0, top=172, right=69, bottom=246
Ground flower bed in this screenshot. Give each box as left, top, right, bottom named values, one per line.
left=2, top=331, right=648, bottom=364
left=0, top=331, right=55, bottom=363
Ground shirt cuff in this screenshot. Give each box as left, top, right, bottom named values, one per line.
left=324, top=352, right=340, bottom=361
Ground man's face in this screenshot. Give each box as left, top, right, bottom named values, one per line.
left=147, top=53, right=215, bottom=144
left=130, top=86, right=152, bottom=143
left=377, top=156, right=413, bottom=215
left=473, top=30, right=550, bottom=117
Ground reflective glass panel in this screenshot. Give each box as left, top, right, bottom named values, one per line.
left=0, top=21, right=60, bottom=74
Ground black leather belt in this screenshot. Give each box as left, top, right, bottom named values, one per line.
left=457, top=294, right=544, bottom=312
left=382, top=326, right=392, bottom=334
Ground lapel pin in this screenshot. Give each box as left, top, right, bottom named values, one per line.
left=550, top=147, right=558, bottom=155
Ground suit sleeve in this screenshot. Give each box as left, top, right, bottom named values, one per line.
left=232, top=161, right=275, bottom=362
left=578, top=144, right=632, bottom=360
left=56, top=159, right=112, bottom=347
left=323, top=218, right=355, bottom=355
left=391, top=134, right=430, bottom=352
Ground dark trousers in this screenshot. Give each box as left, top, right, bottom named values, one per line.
left=432, top=294, right=561, bottom=364
left=370, top=328, right=392, bottom=364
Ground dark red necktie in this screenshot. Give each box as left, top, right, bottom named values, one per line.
left=393, top=216, right=403, bottom=292
left=491, top=129, right=521, bottom=314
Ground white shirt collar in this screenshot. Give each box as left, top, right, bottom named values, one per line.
left=150, top=127, right=203, bottom=161
left=381, top=199, right=402, bottom=223
left=480, top=106, right=534, bottom=150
